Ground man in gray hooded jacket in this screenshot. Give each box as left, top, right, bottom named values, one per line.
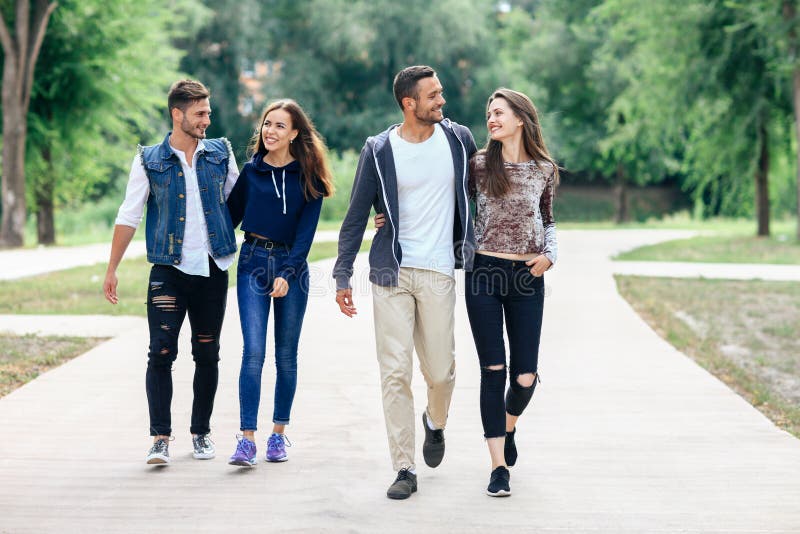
left=333, top=65, right=477, bottom=500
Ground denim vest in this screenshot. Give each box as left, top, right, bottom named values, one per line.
left=139, top=133, right=238, bottom=265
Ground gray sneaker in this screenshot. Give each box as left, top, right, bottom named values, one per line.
left=192, top=433, right=215, bottom=460
left=146, top=438, right=170, bottom=465
left=386, top=468, right=417, bottom=500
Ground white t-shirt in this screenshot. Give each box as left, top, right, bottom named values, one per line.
left=389, top=123, right=455, bottom=278
left=115, top=139, right=239, bottom=277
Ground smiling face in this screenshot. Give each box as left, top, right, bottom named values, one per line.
left=409, top=75, right=446, bottom=125
left=486, top=97, right=523, bottom=143
left=261, top=108, right=298, bottom=154
left=176, top=98, right=211, bottom=140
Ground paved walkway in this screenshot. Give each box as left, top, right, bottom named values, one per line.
left=1, top=230, right=800, bottom=532
left=612, top=260, right=800, bottom=281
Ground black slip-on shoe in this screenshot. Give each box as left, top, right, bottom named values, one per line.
left=487, top=466, right=511, bottom=497
left=504, top=427, right=518, bottom=467
left=422, top=412, right=445, bottom=468
left=386, top=468, right=418, bottom=500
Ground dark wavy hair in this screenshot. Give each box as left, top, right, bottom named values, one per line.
left=248, top=99, right=334, bottom=199
left=479, top=88, right=559, bottom=198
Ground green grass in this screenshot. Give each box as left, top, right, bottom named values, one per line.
left=0, top=334, right=105, bottom=397
left=616, top=275, right=800, bottom=437
left=611, top=215, right=800, bottom=263
left=615, top=234, right=800, bottom=264
left=0, top=239, right=370, bottom=317
left=561, top=212, right=798, bottom=233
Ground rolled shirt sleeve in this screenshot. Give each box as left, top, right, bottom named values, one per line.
left=114, top=155, right=150, bottom=229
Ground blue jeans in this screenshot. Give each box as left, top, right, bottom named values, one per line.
left=236, top=241, right=309, bottom=430
left=465, top=253, right=545, bottom=438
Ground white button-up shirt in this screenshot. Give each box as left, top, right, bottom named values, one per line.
left=115, top=138, right=239, bottom=276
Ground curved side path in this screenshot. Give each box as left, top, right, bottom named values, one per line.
left=1, top=229, right=799, bottom=532
left=613, top=260, right=800, bottom=281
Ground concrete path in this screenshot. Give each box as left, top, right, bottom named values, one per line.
left=612, top=259, right=800, bottom=281
left=0, top=241, right=147, bottom=281
left=1, top=229, right=800, bottom=532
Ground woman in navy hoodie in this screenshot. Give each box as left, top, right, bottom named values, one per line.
left=226, top=99, right=334, bottom=467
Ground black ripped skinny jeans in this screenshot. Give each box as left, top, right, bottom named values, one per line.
left=145, top=259, right=228, bottom=436
left=465, top=254, right=545, bottom=438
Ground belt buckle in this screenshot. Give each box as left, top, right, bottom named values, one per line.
left=263, top=239, right=274, bottom=250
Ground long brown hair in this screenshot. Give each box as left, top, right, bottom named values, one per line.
left=248, top=99, right=335, bottom=199
left=479, top=88, right=559, bottom=198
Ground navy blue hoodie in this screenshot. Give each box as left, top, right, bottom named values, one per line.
left=227, top=155, right=322, bottom=282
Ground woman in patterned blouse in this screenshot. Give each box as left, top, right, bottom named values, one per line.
left=466, top=88, right=559, bottom=497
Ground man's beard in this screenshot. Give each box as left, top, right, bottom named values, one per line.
left=414, top=108, right=443, bottom=125
left=181, top=117, right=206, bottom=139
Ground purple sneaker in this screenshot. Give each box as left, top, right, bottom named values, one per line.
left=228, top=436, right=257, bottom=467
left=266, top=433, right=291, bottom=462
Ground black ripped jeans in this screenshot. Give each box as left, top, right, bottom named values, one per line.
left=465, top=254, right=545, bottom=438
left=145, top=259, right=228, bottom=436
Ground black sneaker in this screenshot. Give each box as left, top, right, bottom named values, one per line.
left=487, top=466, right=511, bottom=497
left=422, top=412, right=445, bottom=468
left=505, top=427, right=518, bottom=466
left=386, top=468, right=418, bottom=500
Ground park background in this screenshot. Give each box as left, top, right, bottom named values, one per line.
left=1, top=0, right=800, bottom=491
left=3, top=0, right=800, bottom=246
left=2, top=1, right=800, bottom=531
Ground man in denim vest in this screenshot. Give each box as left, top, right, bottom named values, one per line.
left=103, top=80, right=239, bottom=465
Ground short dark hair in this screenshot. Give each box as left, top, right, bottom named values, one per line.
left=392, top=65, right=436, bottom=110
left=167, top=79, right=210, bottom=113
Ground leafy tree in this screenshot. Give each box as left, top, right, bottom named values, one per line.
left=0, top=0, right=57, bottom=246
left=259, top=0, right=497, bottom=151
left=599, top=0, right=792, bottom=235
left=25, top=0, right=196, bottom=244
left=741, top=0, right=800, bottom=237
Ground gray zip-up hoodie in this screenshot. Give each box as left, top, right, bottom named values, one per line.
left=333, top=119, right=478, bottom=290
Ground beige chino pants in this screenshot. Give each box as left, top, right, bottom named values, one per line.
left=372, top=267, right=456, bottom=471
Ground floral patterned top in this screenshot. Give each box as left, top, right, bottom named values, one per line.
left=468, top=154, right=558, bottom=265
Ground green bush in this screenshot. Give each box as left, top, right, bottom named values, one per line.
left=321, top=149, right=360, bottom=221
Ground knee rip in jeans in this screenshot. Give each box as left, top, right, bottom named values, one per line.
left=515, top=372, right=537, bottom=388
left=151, top=294, right=177, bottom=312
left=484, top=364, right=505, bottom=372
left=193, top=338, right=219, bottom=365
left=150, top=345, right=176, bottom=365
left=196, top=334, right=215, bottom=343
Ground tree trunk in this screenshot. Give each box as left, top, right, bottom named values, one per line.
left=784, top=0, right=800, bottom=241
left=614, top=162, right=628, bottom=224
left=755, top=118, right=770, bottom=237
left=0, top=101, right=27, bottom=247
left=35, top=148, right=56, bottom=245
left=0, top=1, right=58, bottom=248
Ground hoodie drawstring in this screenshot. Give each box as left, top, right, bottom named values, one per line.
left=281, top=170, right=286, bottom=214
left=270, top=169, right=287, bottom=215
